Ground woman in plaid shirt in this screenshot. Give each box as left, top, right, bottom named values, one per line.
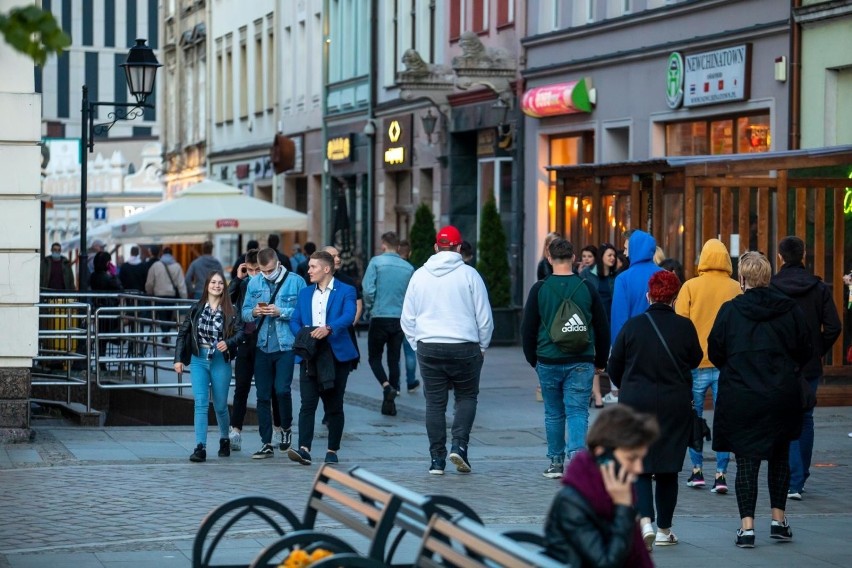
left=175, top=271, right=244, bottom=462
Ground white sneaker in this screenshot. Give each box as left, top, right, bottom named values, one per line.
left=848, top=432, right=852, bottom=438
left=654, top=530, right=678, bottom=546
left=229, top=428, right=242, bottom=451
left=602, top=392, right=619, bottom=404
left=641, top=522, right=655, bottom=552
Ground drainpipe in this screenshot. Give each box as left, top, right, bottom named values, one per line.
left=789, top=0, right=802, bottom=150
left=365, top=0, right=378, bottom=257
left=322, top=0, right=330, bottom=242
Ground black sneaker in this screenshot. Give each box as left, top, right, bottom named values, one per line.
left=381, top=385, right=398, bottom=416
left=324, top=451, right=339, bottom=464
left=218, top=438, right=230, bottom=457
left=252, top=443, right=274, bottom=459
left=449, top=444, right=471, bottom=473
left=189, top=444, right=206, bottom=462
left=770, top=519, right=792, bottom=541
left=687, top=469, right=705, bottom=488
left=287, top=447, right=312, bottom=465
left=711, top=474, right=728, bottom=494
left=543, top=460, right=564, bottom=479
left=736, top=528, right=755, bottom=548
left=407, top=380, right=421, bottom=393
left=429, top=458, right=446, bottom=475
left=278, top=428, right=292, bottom=451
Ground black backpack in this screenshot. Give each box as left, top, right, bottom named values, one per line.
left=545, top=277, right=591, bottom=354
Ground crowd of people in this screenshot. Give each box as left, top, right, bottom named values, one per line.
left=532, top=231, right=840, bottom=565
left=40, top=225, right=845, bottom=565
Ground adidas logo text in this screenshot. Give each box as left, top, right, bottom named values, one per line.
left=561, top=314, right=586, bottom=333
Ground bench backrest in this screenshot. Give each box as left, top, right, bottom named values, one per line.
left=416, top=515, right=564, bottom=568
left=302, top=464, right=402, bottom=561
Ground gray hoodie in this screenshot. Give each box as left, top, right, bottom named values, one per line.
left=185, top=255, right=224, bottom=298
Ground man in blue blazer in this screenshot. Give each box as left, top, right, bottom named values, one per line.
left=288, top=250, right=358, bottom=465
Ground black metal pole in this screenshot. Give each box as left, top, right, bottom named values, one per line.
left=79, top=85, right=89, bottom=291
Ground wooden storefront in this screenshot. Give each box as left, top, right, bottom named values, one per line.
left=548, top=145, right=852, bottom=399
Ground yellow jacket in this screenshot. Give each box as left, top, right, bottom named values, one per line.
left=675, top=239, right=742, bottom=368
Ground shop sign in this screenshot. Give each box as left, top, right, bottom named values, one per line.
left=326, top=135, right=353, bottom=162
left=684, top=44, right=751, bottom=107
left=216, top=219, right=239, bottom=229
left=383, top=115, right=412, bottom=170
left=477, top=129, right=496, bottom=157
left=665, top=52, right=684, bottom=109
left=521, top=78, right=595, bottom=118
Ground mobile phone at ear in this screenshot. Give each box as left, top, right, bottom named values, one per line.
left=596, top=448, right=621, bottom=477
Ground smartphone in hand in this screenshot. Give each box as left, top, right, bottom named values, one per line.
left=596, top=448, right=621, bottom=477
left=257, top=302, right=268, bottom=308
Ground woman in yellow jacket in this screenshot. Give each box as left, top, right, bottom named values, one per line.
left=674, top=239, right=742, bottom=493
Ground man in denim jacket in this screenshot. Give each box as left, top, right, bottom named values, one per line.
left=242, top=247, right=306, bottom=458
left=363, top=231, right=415, bottom=415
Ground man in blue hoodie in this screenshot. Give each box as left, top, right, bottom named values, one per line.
left=363, top=231, right=416, bottom=416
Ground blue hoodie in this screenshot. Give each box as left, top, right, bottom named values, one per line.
left=610, top=230, right=663, bottom=344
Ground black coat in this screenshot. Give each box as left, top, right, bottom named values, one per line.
left=607, top=303, right=703, bottom=473
left=770, top=263, right=841, bottom=379
left=708, top=287, right=812, bottom=459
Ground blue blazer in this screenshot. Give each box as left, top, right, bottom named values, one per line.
left=289, top=279, right=359, bottom=363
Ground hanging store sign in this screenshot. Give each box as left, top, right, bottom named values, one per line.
left=521, top=78, right=596, bottom=118
left=383, top=115, right=412, bottom=170
left=683, top=44, right=751, bottom=107
left=326, top=135, right=353, bottom=162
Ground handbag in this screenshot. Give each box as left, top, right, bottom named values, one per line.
left=644, top=313, right=711, bottom=453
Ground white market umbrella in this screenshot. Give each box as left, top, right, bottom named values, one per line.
left=111, top=179, right=308, bottom=239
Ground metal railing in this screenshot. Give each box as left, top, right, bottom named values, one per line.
left=35, top=292, right=196, bottom=412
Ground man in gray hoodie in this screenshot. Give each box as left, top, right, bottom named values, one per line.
left=185, top=241, right=224, bottom=298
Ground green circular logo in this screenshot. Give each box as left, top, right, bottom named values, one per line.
left=666, top=52, right=684, bottom=109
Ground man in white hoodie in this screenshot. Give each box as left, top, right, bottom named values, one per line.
left=401, top=225, right=494, bottom=475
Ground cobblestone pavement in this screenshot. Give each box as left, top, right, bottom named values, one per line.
left=2, top=343, right=852, bottom=567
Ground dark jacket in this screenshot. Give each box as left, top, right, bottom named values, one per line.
left=293, top=327, right=336, bottom=390
left=41, top=256, right=76, bottom=290
left=522, top=274, right=610, bottom=369
left=537, top=258, right=553, bottom=281
left=174, top=301, right=244, bottom=365
left=708, top=286, right=812, bottom=458
left=90, top=270, right=123, bottom=336
left=770, top=263, right=841, bottom=379
left=119, top=262, right=150, bottom=293
left=608, top=304, right=703, bottom=473
left=581, top=266, right=616, bottom=319
left=544, top=451, right=652, bottom=568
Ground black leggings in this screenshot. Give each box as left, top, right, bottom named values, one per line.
left=636, top=472, right=679, bottom=529
left=735, top=447, right=790, bottom=519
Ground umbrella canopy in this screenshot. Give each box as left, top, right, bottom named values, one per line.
left=112, top=179, right=308, bottom=239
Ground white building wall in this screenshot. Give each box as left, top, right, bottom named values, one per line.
left=278, top=0, right=323, bottom=136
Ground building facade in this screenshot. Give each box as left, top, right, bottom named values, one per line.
left=522, top=0, right=791, bottom=294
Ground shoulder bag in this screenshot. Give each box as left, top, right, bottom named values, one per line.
left=644, top=312, right=711, bottom=453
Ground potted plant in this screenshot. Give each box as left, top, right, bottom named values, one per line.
left=476, top=198, right=518, bottom=345
left=409, top=202, right=437, bottom=269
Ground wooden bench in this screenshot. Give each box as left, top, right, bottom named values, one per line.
left=416, top=514, right=563, bottom=568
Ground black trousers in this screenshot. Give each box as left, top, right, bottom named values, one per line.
left=636, top=472, right=679, bottom=529
left=231, top=336, right=280, bottom=430
left=367, top=317, right=403, bottom=390
left=297, top=359, right=351, bottom=452
left=735, top=445, right=790, bottom=519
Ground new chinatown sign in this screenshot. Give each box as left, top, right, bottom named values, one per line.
left=682, top=44, right=751, bottom=107
left=521, top=78, right=596, bottom=118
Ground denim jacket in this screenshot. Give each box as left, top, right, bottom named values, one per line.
left=241, top=270, right=306, bottom=352
left=362, top=252, right=414, bottom=318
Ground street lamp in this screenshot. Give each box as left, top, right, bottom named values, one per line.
left=78, top=39, right=161, bottom=290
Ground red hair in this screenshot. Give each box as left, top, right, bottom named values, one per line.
left=648, top=270, right=681, bottom=304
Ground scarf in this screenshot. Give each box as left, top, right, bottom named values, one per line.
left=561, top=450, right=653, bottom=568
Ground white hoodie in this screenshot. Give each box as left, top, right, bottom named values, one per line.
left=401, top=251, right=494, bottom=351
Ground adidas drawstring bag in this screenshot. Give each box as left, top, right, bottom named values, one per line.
left=547, top=278, right=591, bottom=354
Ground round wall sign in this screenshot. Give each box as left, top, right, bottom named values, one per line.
left=666, top=52, right=684, bottom=109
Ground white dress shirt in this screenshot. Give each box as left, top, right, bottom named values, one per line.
left=311, top=277, right=335, bottom=327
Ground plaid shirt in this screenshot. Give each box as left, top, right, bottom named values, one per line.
left=197, top=303, right=223, bottom=346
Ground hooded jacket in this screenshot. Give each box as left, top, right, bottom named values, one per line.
left=674, top=239, right=742, bottom=368
left=609, top=230, right=663, bottom=344
left=400, top=251, right=494, bottom=350
left=770, top=263, right=841, bottom=379
left=708, top=287, right=812, bottom=458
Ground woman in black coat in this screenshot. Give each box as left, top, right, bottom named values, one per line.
left=607, top=270, right=702, bottom=551
left=89, top=251, right=123, bottom=368
left=708, top=251, right=811, bottom=548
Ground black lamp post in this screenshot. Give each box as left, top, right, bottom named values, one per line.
left=78, top=38, right=161, bottom=290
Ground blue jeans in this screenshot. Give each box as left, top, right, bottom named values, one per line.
left=403, top=340, right=417, bottom=384
left=536, top=361, right=595, bottom=461
left=789, top=376, right=819, bottom=492
left=189, top=348, right=232, bottom=447
left=689, top=367, right=729, bottom=473
left=254, top=348, right=296, bottom=444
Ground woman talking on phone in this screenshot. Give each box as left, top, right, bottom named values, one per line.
left=607, top=270, right=703, bottom=550
left=544, top=405, right=658, bottom=567
left=174, top=271, right=244, bottom=462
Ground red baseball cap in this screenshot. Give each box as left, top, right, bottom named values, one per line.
left=436, top=225, right=462, bottom=247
